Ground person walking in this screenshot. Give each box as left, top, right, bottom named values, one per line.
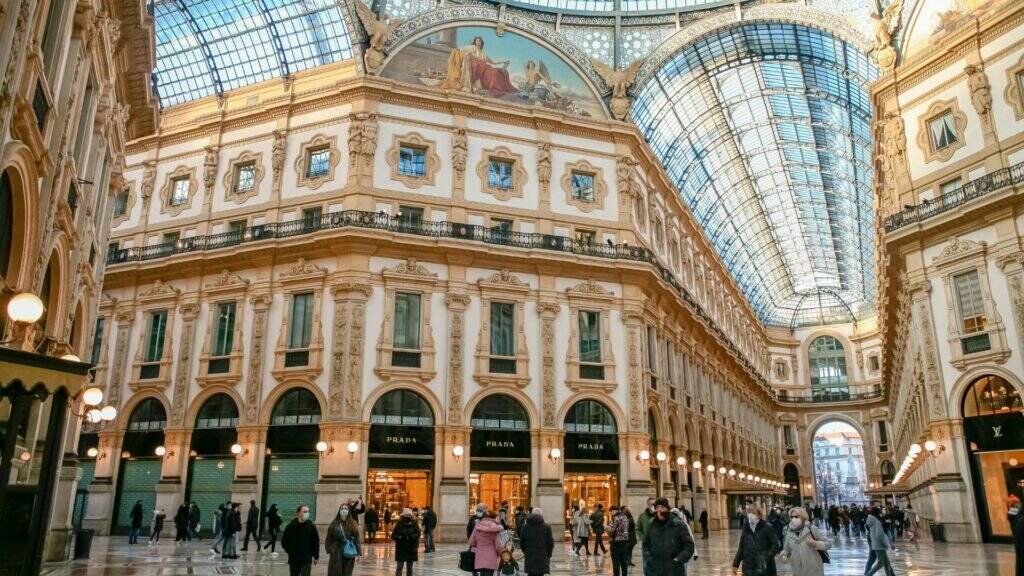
left=591, top=504, right=607, bottom=556
left=392, top=508, right=422, bottom=576
left=641, top=498, right=695, bottom=576
left=129, top=500, right=144, bottom=544
left=149, top=508, right=166, bottom=544
left=282, top=505, right=320, bottom=576
left=782, top=507, right=830, bottom=576
left=698, top=509, right=709, bottom=540
left=636, top=498, right=655, bottom=550
left=364, top=506, right=380, bottom=543
left=189, top=502, right=202, bottom=540
left=262, top=504, right=283, bottom=554
left=326, top=503, right=361, bottom=576
left=421, top=505, right=437, bottom=553
left=864, top=508, right=896, bottom=576
left=222, top=502, right=242, bottom=559
left=174, top=503, right=190, bottom=542
left=606, top=506, right=631, bottom=576
left=467, top=503, right=487, bottom=539
left=519, top=507, right=554, bottom=576
left=242, top=500, right=260, bottom=551
left=571, top=504, right=593, bottom=557
left=514, top=507, right=527, bottom=536
left=624, top=505, right=638, bottom=567
left=212, top=504, right=224, bottom=548
left=731, top=506, right=779, bottom=576
left=469, top=510, right=504, bottom=576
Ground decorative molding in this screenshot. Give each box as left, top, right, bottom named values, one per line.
left=916, top=98, right=967, bottom=164
left=451, top=128, right=468, bottom=184
left=280, top=257, right=328, bottom=280
left=385, top=131, right=440, bottom=189
left=476, top=146, right=527, bottom=201
left=385, top=258, right=437, bottom=278
left=564, top=281, right=617, bottom=393
left=539, top=305, right=558, bottom=428
left=374, top=259, right=439, bottom=383
left=445, top=293, right=469, bottom=426
left=474, top=270, right=531, bottom=388
left=964, top=64, right=993, bottom=127
left=111, top=180, right=135, bottom=228
left=561, top=159, right=608, bottom=213
left=347, top=112, right=379, bottom=176
left=243, top=293, right=272, bottom=424
left=205, top=269, right=250, bottom=290
left=1004, top=53, right=1024, bottom=121
left=271, top=130, right=287, bottom=193
left=170, top=305, right=199, bottom=425
left=328, top=284, right=370, bottom=421
left=138, top=279, right=182, bottom=300
left=158, top=165, right=198, bottom=217
left=196, top=272, right=249, bottom=388
left=294, top=134, right=340, bottom=191
left=221, top=150, right=265, bottom=204
left=537, top=142, right=552, bottom=197
left=202, top=146, right=219, bottom=197
left=932, top=238, right=985, bottom=266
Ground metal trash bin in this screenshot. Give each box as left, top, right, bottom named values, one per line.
left=929, top=523, right=946, bottom=542
left=73, top=529, right=95, bottom=559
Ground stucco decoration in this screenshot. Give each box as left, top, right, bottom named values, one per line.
left=445, top=293, right=470, bottom=426
left=561, top=159, right=608, bottom=213
left=451, top=128, right=468, bottom=181
left=965, top=64, right=993, bottom=121
left=869, top=0, right=902, bottom=71
left=537, top=142, right=552, bottom=195
left=917, top=301, right=947, bottom=419
left=295, top=134, right=340, bottom=191
left=591, top=58, right=644, bottom=120
left=385, top=131, right=441, bottom=189
left=111, top=181, right=136, bottom=228
left=222, top=150, right=265, bottom=204
left=477, top=146, right=527, bottom=201
left=202, top=146, right=219, bottom=196
left=1005, top=53, right=1024, bottom=121
left=916, top=98, right=967, bottom=164
left=158, top=165, right=198, bottom=217
left=170, top=303, right=199, bottom=426
left=353, top=0, right=403, bottom=74
left=876, top=111, right=910, bottom=215
left=347, top=112, right=378, bottom=175
left=328, top=282, right=372, bottom=421
left=244, top=294, right=271, bottom=424
left=271, top=130, right=287, bottom=193
left=536, top=301, right=560, bottom=428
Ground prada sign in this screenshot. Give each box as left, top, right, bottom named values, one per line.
left=964, top=413, right=1024, bottom=452
left=564, top=432, right=618, bottom=461
left=471, top=430, right=530, bottom=459
left=368, top=424, right=435, bottom=456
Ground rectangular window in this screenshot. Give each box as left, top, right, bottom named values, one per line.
left=868, top=354, right=880, bottom=372
left=490, top=302, right=515, bottom=357
left=491, top=219, right=513, bottom=234
left=228, top=219, right=246, bottom=235
left=397, top=206, right=424, bottom=227
left=953, top=270, right=986, bottom=334
left=145, top=310, right=167, bottom=363
left=234, top=163, right=256, bottom=192
left=646, top=325, right=657, bottom=372
left=212, top=302, right=236, bottom=357
left=665, top=340, right=674, bottom=382
left=939, top=178, right=962, bottom=197
left=578, top=311, right=601, bottom=363
left=393, top=293, right=421, bottom=350
left=398, top=145, right=427, bottom=176
left=302, top=206, right=322, bottom=226
left=162, top=231, right=180, bottom=245
left=571, top=171, right=595, bottom=201
left=877, top=420, right=889, bottom=449
left=575, top=229, right=596, bottom=244
left=928, top=111, right=958, bottom=150
left=108, top=241, right=119, bottom=255
left=487, top=159, right=514, bottom=189
left=90, top=316, right=105, bottom=365
left=113, top=191, right=129, bottom=217
left=288, top=293, right=314, bottom=349
left=783, top=425, right=795, bottom=451
left=306, top=148, right=330, bottom=178
left=170, top=177, right=190, bottom=206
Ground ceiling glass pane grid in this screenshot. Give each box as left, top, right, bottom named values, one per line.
left=632, top=22, right=878, bottom=328
left=151, top=0, right=354, bottom=108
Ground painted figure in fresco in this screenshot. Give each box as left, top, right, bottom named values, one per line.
left=441, top=36, right=517, bottom=97
left=523, top=60, right=560, bottom=96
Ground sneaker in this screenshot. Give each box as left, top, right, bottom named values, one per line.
left=211, top=548, right=219, bottom=554
left=270, top=552, right=279, bottom=557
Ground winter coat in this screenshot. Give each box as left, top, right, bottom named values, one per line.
left=608, top=511, right=630, bottom=542
left=641, top=516, right=695, bottom=576
left=391, top=517, right=421, bottom=562
left=174, top=506, right=189, bottom=530
left=223, top=509, right=242, bottom=536
left=267, top=508, right=283, bottom=534
left=783, top=524, right=830, bottom=576
left=518, top=514, right=554, bottom=576
left=326, top=519, right=361, bottom=575
left=130, top=503, right=144, bottom=529
left=214, top=508, right=224, bottom=534
left=636, top=510, right=654, bottom=544
left=282, top=518, right=321, bottom=567
left=732, top=520, right=779, bottom=576
left=591, top=509, right=606, bottom=533
left=865, top=514, right=891, bottom=551
left=188, top=506, right=201, bottom=528
left=698, top=510, right=708, bottom=526
left=572, top=511, right=593, bottom=538
left=364, top=509, right=379, bottom=531
left=626, top=510, right=638, bottom=547
left=468, top=518, right=504, bottom=571
left=422, top=509, right=438, bottom=531
left=247, top=505, right=259, bottom=529
left=153, top=512, right=166, bottom=531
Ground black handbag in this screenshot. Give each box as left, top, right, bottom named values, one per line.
left=818, top=550, right=831, bottom=564
left=459, top=549, right=476, bottom=572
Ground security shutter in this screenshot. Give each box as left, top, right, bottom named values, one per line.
left=116, top=459, right=161, bottom=532
left=265, top=457, right=318, bottom=522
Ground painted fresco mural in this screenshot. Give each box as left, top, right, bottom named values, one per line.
left=903, top=0, right=1009, bottom=60
left=381, top=25, right=606, bottom=119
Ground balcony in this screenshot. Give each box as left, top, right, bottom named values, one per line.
left=107, top=209, right=767, bottom=389
left=777, top=384, right=883, bottom=404
left=883, top=161, right=1024, bottom=233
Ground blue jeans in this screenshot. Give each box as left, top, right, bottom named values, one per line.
left=865, top=549, right=895, bottom=576
left=129, top=527, right=141, bottom=544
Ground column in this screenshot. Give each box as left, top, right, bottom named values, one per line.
left=231, top=426, right=266, bottom=508
left=155, top=429, right=190, bottom=518
left=83, top=430, right=123, bottom=534
left=437, top=426, right=471, bottom=542
left=535, top=429, right=565, bottom=537
left=315, top=422, right=369, bottom=533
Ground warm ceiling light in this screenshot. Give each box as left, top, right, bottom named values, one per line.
left=82, top=387, right=104, bottom=407
left=100, top=406, right=117, bottom=421
left=230, top=443, right=243, bottom=455
left=155, top=446, right=167, bottom=457
left=656, top=451, right=667, bottom=462
left=7, top=293, right=45, bottom=324
left=315, top=441, right=329, bottom=453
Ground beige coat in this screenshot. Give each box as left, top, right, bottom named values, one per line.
left=782, top=524, right=830, bottom=576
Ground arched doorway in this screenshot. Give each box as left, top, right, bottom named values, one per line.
left=563, top=399, right=620, bottom=516
left=113, top=398, right=166, bottom=534
left=263, top=388, right=321, bottom=521
left=962, top=374, right=1024, bottom=543
left=469, top=394, right=531, bottom=513
left=783, top=463, right=801, bottom=505
left=811, top=421, right=867, bottom=506
left=366, top=389, right=435, bottom=525
left=186, top=394, right=239, bottom=536
left=879, top=460, right=896, bottom=486
left=808, top=336, right=850, bottom=401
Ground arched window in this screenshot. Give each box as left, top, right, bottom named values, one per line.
left=0, top=171, right=12, bottom=279
left=370, top=389, right=433, bottom=426
left=564, top=400, right=616, bottom=434
left=648, top=410, right=659, bottom=444
left=127, top=399, right=167, bottom=432
left=808, top=336, right=849, bottom=400
left=195, top=394, right=239, bottom=429
left=963, top=375, right=1022, bottom=417
left=470, top=395, right=528, bottom=430
left=271, top=388, right=321, bottom=425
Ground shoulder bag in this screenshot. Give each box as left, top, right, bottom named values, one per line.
left=459, top=549, right=476, bottom=572
left=809, top=528, right=830, bottom=564
left=342, top=530, right=359, bottom=558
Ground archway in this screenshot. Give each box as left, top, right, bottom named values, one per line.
left=186, top=393, right=239, bottom=535
left=113, top=398, right=167, bottom=534
left=367, top=389, right=435, bottom=526
left=263, top=388, right=321, bottom=521
left=811, top=421, right=867, bottom=506
left=961, top=374, right=1024, bottom=543
left=783, top=463, right=801, bottom=505
left=563, top=399, right=619, bottom=513
left=469, top=394, right=531, bottom=513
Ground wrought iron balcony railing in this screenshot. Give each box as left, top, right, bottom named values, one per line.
left=107, top=209, right=768, bottom=389
left=883, top=161, right=1024, bottom=233
left=777, top=385, right=882, bottom=404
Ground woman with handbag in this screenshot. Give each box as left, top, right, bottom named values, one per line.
left=326, top=504, right=362, bottom=576
left=782, top=507, right=830, bottom=576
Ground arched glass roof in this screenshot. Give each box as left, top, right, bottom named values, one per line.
left=632, top=22, right=878, bottom=328
left=502, top=0, right=727, bottom=13
left=151, top=0, right=354, bottom=107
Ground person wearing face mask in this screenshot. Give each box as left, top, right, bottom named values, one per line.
left=282, top=505, right=321, bottom=576
left=731, top=506, right=779, bottom=576
left=326, top=504, right=361, bottom=576
left=782, top=507, right=829, bottom=576
left=635, top=498, right=656, bottom=550
left=467, top=503, right=488, bottom=539
left=641, top=498, right=695, bottom=576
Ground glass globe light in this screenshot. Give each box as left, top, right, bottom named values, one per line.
left=638, top=450, right=650, bottom=461
left=315, top=441, right=329, bottom=453
left=347, top=441, right=359, bottom=454
left=655, top=451, right=666, bottom=462
left=728, top=469, right=736, bottom=476
left=86, top=447, right=99, bottom=458
left=100, top=406, right=117, bottom=421
left=61, top=354, right=82, bottom=362
left=924, top=440, right=938, bottom=452
left=7, top=293, right=44, bottom=324
left=85, top=408, right=102, bottom=423
left=230, top=443, right=243, bottom=455
left=908, top=443, right=922, bottom=455
left=452, top=445, right=465, bottom=457
left=706, top=464, right=714, bottom=472
left=549, top=448, right=561, bottom=459
left=155, top=446, right=167, bottom=457
left=676, top=456, right=686, bottom=466
left=692, top=460, right=701, bottom=469
left=82, top=387, right=104, bottom=407
left=718, top=466, right=726, bottom=474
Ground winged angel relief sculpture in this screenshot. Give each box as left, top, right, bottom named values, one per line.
left=870, top=0, right=903, bottom=72
left=590, top=58, right=644, bottom=121
left=354, top=0, right=403, bottom=74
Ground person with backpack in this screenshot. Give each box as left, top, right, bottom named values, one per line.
left=468, top=510, right=504, bottom=576
left=421, top=505, right=437, bottom=553
left=782, top=506, right=830, bottom=576
left=392, top=508, right=422, bottom=576
left=606, top=506, right=631, bottom=576
left=282, top=505, right=320, bottom=576
left=591, top=503, right=607, bottom=556
left=326, top=503, right=361, bottom=576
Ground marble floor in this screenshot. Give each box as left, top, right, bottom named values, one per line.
left=42, top=528, right=1016, bottom=575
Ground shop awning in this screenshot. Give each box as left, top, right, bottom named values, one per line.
left=0, top=346, right=91, bottom=397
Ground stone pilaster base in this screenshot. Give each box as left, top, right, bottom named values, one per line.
left=536, top=479, right=565, bottom=538
left=83, top=479, right=115, bottom=535
left=315, top=476, right=364, bottom=530
left=438, top=477, right=470, bottom=542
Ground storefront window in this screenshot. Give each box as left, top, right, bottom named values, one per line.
left=469, top=395, right=531, bottom=516
left=367, top=389, right=435, bottom=530
left=563, top=400, right=619, bottom=522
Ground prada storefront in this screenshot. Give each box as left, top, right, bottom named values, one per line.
left=469, top=395, right=531, bottom=514
left=367, top=390, right=435, bottom=520
left=962, top=375, right=1024, bottom=543
left=563, top=400, right=620, bottom=517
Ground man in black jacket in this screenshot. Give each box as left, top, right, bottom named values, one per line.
left=519, top=508, right=554, bottom=576
left=242, top=500, right=260, bottom=551
left=282, top=505, right=320, bottom=576
left=642, top=498, right=695, bottom=576
left=421, top=505, right=438, bottom=553
left=222, top=502, right=242, bottom=559
left=466, top=503, right=486, bottom=539
left=732, top=506, right=779, bottom=576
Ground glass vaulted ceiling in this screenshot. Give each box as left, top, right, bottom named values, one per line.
left=150, top=0, right=354, bottom=107
left=632, top=23, right=878, bottom=328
